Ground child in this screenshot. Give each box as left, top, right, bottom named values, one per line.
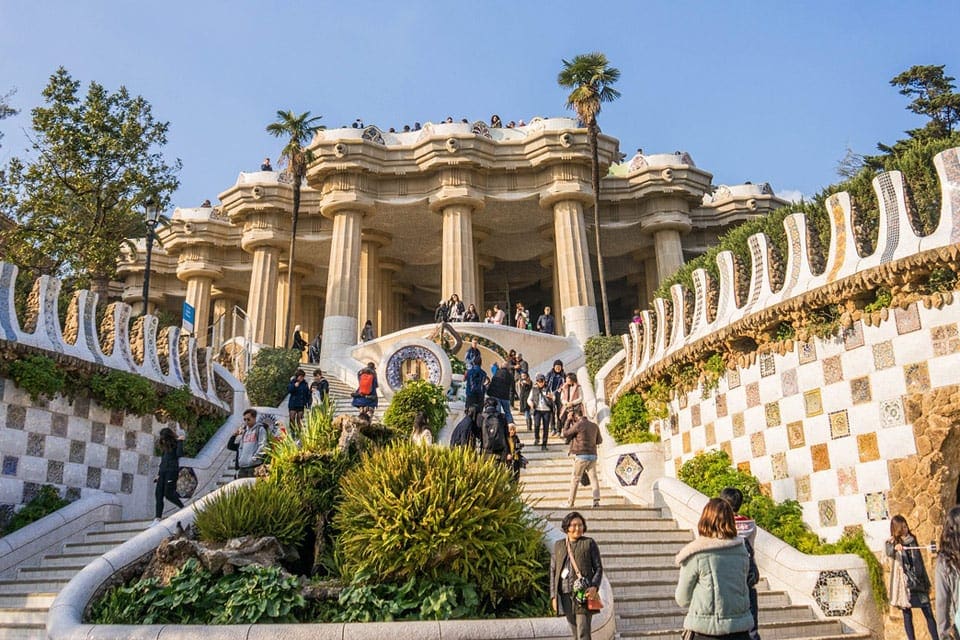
left=154, top=426, right=185, bottom=525
left=506, top=423, right=524, bottom=481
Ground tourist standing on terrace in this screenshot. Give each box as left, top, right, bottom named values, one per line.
left=447, top=293, right=465, bottom=321
left=483, top=308, right=494, bottom=323
left=528, top=373, right=554, bottom=450
left=550, top=511, right=604, bottom=640
left=563, top=405, right=601, bottom=508
left=464, top=303, right=480, bottom=322
left=153, top=426, right=185, bottom=525
left=492, top=303, right=507, bottom=325
left=887, top=515, right=939, bottom=640
left=515, top=302, right=529, bottom=329
left=537, top=306, right=556, bottom=334
left=435, top=299, right=449, bottom=323
left=260, top=157, right=273, bottom=171
left=360, top=320, right=375, bottom=342
left=675, top=499, right=753, bottom=640
left=936, top=506, right=960, bottom=638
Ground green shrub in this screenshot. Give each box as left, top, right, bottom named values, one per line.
left=608, top=393, right=659, bottom=444
left=382, top=379, right=448, bottom=438
left=2, top=485, right=70, bottom=536
left=160, top=385, right=194, bottom=426
left=679, top=450, right=887, bottom=608
left=701, top=353, right=726, bottom=392
left=585, top=335, right=623, bottom=382
left=925, top=267, right=957, bottom=294
left=183, top=413, right=226, bottom=458
left=8, top=354, right=66, bottom=401
left=335, top=570, right=480, bottom=622
left=89, top=370, right=158, bottom=414
left=244, top=348, right=303, bottom=407
left=194, top=480, right=309, bottom=549
left=863, top=287, right=893, bottom=313
left=334, top=443, right=547, bottom=612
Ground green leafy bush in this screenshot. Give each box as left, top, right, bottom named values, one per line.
left=244, top=348, right=303, bottom=407
left=2, top=485, right=70, bottom=536
left=382, top=379, right=448, bottom=438
left=89, top=370, right=158, bottom=414
left=160, top=385, right=194, bottom=426
left=585, top=335, right=623, bottom=382
left=8, top=354, right=66, bottom=401
left=183, top=413, right=226, bottom=458
left=88, top=559, right=306, bottom=624
left=925, top=267, right=957, bottom=293
left=608, top=393, right=659, bottom=444
left=334, top=443, right=547, bottom=612
left=679, top=450, right=886, bottom=608
left=194, top=480, right=309, bottom=549
left=863, top=287, right=893, bottom=313
left=335, top=570, right=480, bottom=622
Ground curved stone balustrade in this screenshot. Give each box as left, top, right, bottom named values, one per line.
left=614, top=146, right=960, bottom=401
left=0, top=261, right=227, bottom=409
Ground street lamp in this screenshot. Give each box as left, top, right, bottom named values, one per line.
left=141, top=198, right=161, bottom=316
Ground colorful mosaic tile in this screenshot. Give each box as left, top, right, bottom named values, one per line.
left=26, top=432, right=45, bottom=457
left=727, top=368, right=741, bottom=389
left=880, top=397, right=906, bottom=428
left=843, top=321, right=865, bottom=350
left=872, top=341, right=895, bottom=370
left=6, top=405, right=25, bottom=430
left=682, top=431, right=691, bottom=454
left=771, top=452, right=788, bottom=480
left=764, top=402, right=781, bottom=428
left=894, top=303, right=922, bottom=335
left=822, top=355, right=843, bottom=385
left=705, top=422, right=716, bottom=447
left=796, top=475, right=811, bottom=502
left=850, top=377, right=872, bottom=404
left=737, top=460, right=752, bottom=475
left=812, top=570, right=860, bottom=617
left=819, top=499, right=838, bottom=526
left=715, top=394, right=728, bottom=418
left=91, top=422, right=106, bottom=444
left=662, top=438, right=672, bottom=461
left=932, top=323, right=960, bottom=357
left=670, top=414, right=679, bottom=435
left=109, top=410, right=124, bottom=427
left=750, top=432, right=766, bottom=458
left=781, top=369, right=798, bottom=396
left=615, top=453, right=644, bottom=486
left=903, top=395, right=922, bottom=423
left=51, top=414, right=68, bottom=438
left=804, top=389, right=823, bottom=417
left=760, top=352, right=776, bottom=377
left=1, top=456, right=17, bottom=476
left=857, top=433, right=880, bottom=462
left=678, top=393, right=688, bottom=410
left=904, top=362, right=931, bottom=394
left=720, top=440, right=733, bottom=460
left=69, top=440, right=86, bottom=464
left=798, top=339, right=818, bottom=364
left=745, top=382, right=760, bottom=408
left=829, top=410, right=850, bottom=439
left=811, top=443, right=831, bottom=472
left=787, top=421, right=805, bottom=449
left=675, top=458, right=683, bottom=476
left=732, top=413, right=745, bottom=437
left=837, top=467, right=859, bottom=495
left=690, top=404, right=701, bottom=427
left=865, top=492, right=889, bottom=521
left=46, top=460, right=64, bottom=484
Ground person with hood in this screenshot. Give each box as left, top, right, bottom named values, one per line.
left=675, top=498, right=753, bottom=640
left=464, top=363, right=488, bottom=413
left=450, top=406, right=480, bottom=450
left=550, top=511, right=604, bottom=640
left=545, top=359, right=566, bottom=435
left=287, top=369, right=311, bottom=428
left=479, top=397, right=509, bottom=463
left=360, top=320, right=375, bottom=342
left=308, top=334, right=322, bottom=364
left=227, top=409, right=268, bottom=478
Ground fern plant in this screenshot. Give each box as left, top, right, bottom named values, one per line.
left=194, top=480, right=308, bottom=548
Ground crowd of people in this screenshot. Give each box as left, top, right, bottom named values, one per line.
left=343, top=114, right=538, bottom=134
left=434, top=294, right=557, bottom=334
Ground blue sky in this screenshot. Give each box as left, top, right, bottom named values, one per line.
left=1, top=1, right=959, bottom=209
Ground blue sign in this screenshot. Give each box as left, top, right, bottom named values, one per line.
left=182, top=302, right=195, bottom=334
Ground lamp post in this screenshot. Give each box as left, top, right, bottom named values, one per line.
left=141, top=198, right=161, bottom=315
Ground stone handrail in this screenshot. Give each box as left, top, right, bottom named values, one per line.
left=47, top=479, right=615, bottom=640
left=0, top=492, right=121, bottom=580
left=613, top=146, right=960, bottom=401
left=0, top=261, right=229, bottom=410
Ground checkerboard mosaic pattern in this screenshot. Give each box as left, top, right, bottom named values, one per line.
left=657, top=302, right=960, bottom=546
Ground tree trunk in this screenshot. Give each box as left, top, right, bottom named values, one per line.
left=589, top=119, right=611, bottom=335
left=284, top=179, right=301, bottom=349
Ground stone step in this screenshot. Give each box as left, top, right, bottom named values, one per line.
left=37, top=552, right=101, bottom=568
left=0, top=625, right=45, bottom=640
left=101, top=519, right=152, bottom=533
left=617, top=604, right=816, bottom=631
left=83, top=529, right=149, bottom=544
left=0, top=607, right=48, bottom=625
left=18, top=565, right=85, bottom=581
left=62, top=540, right=123, bottom=555
left=619, top=619, right=847, bottom=640
left=531, top=505, right=663, bottom=519
left=616, top=590, right=792, bottom=611
left=0, top=578, right=70, bottom=593
left=0, top=592, right=57, bottom=608
left=607, top=565, right=679, bottom=582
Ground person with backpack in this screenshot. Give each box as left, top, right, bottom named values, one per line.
left=479, top=397, right=509, bottom=464
left=464, top=363, right=488, bottom=414
left=153, top=425, right=185, bottom=525
left=887, top=514, right=938, bottom=640
left=935, top=505, right=960, bottom=638
left=450, top=406, right=480, bottom=451
left=562, top=405, right=602, bottom=508
left=528, top=373, right=555, bottom=451
left=227, top=408, right=268, bottom=478
left=485, top=361, right=516, bottom=426
left=351, top=362, right=379, bottom=417
left=719, top=487, right=761, bottom=640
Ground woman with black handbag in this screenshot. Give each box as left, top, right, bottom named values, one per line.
left=887, top=514, right=938, bottom=640
left=550, top=511, right=603, bottom=640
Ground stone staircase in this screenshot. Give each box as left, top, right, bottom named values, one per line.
left=298, top=366, right=387, bottom=421
left=515, top=426, right=869, bottom=640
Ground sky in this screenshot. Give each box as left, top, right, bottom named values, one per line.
left=1, top=1, right=959, bottom=210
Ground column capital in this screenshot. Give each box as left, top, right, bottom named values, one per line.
left=379, top=257, right=404, bottom=273
left=428, top=186, right=485, bottom=213
left=641, top=212, right=692, bottom=235
left=477, top=254, right=495, bottom=270
left=319, top=195, right=375, bottom=219
left=361, top=229, right=393, bottom=248
left=538, top=182, right=593, bottom=209
left=176, top=263, right=222, bottom=283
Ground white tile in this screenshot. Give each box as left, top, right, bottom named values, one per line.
left=893, top=334, right=934, bottom=365
left=100, top=469, right=121, bottom=493
left=786, top=448, right=813, bottom=477
left=730, top=435, right=752, bottom=465
left=829, top=437, right=859, bottom=468
left=18, top=456, right=47, bottom=483
left=63, top=462, right=86, bottom=486
left=856, top=460, right=890, bottom=493
left=878, top=425, right=917, bottom=460
left=85, top=443, right=107, bottom=468
left=0, top=428, right=27, bottom=457
left=836, top=494, right=867, bottom=527
left=0, top=479, right=23, bottom=504
left=847, top=404, right=876, bottom=436
left=809, top=469, right=838, bottom=502
left=44, top=436, right=69, bottom=462
left=119, top=450, right=139, bottom=475
left=67, top=416, right=91, bottom=441
left=870, top=367, right=906, bottom=400
left=929, top=352, right=960, bottom=388
left=766, top=425, right=788, bottom=453
left=806, top=415, right=831, bottom=444
left=24, top=408, right=51, bottom=435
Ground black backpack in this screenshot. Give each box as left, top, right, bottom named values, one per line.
left=745, top=538, right=760, bottom=587
left=481, top=412, right=506, bottom=453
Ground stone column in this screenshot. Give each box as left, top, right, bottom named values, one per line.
left=184, top=275, right=213, bottom=347
left=654, top=229, right=685, bottom=283
left=476, top=254, right=494, bottom=319
left=430, top=190, right=483, bottom=308
left=379, top=258, right=403, bottom=334
left=301, top=293, right=323, bottom=346
left=246, top=246, right=280, bottom=345
left=275, top=267, right=305, bottom=348
left=645, top=257, right=659, bottom=305
left=358, top=231, right=391, bottom=338
left=642, top=199, right=692, bottom=285
left=320, top=204, right=368, bottom=361
left=541, top=191, right=598, bottom=342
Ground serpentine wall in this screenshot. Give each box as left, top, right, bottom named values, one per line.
left=612, top=147, right=960, bottom=550
left=0, top=262, right=233, bottom=518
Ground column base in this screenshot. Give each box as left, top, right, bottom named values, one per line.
left=319, top=315, right=358, bottom=361
left=562, top=306, right=600, bottom=344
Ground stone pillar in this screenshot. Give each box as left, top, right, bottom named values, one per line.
left=358, top=231, right=391, bottom=338
left=654, top=229, right=685, bottom=283
left=552, top=257, right=564, bottom=336
left=246, top=246, right=280, bottom=345
left=320, top=205, right=367, bottom=361
left=542, top=192, right=598, bottom=342
left=642, top=199, right=692, bottom=286
left=184, top=275, right=213, bottom=347
left=301, top=293, right=323, bottom=345
left=275, top=267, right=305, bottom=348
left=645, top=257, right=659, bottom=304
left=430, top=190, right=483, bottom=308
left=379, top=258, right=403, bottom=334
left=476, top=254, right=494, bottom=319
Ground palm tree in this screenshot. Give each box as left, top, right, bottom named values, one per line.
left=558, top=53, right=620, bottom=336
left=266, top=110, right=324, bottom=348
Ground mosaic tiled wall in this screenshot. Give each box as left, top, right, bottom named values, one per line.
left=0, top=378, right=164, bottom=520
left=659, top=300, right=960, bottom=547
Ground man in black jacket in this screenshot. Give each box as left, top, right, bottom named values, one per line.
left=485, top=362, right=515, bottom=426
